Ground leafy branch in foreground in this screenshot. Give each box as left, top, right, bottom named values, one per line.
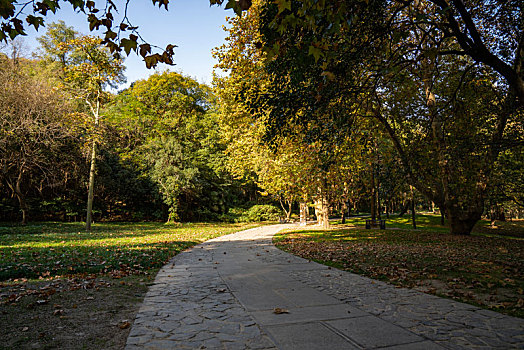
left=0, top=0, right=253, bottom=68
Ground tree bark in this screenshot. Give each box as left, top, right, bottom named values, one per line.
left=341, top=200, right=347, bottom=224
left=17, top=191, right=28, bottom=226
left=85, top=140, right=97, bottom=232
left=410, top=185, right=417, bottom=229
left=399, top=199, right=409, bottom=217
left=371, top=166, right=376, bottom=222
left=7, top=170, right=28, bottom=225
left=279, top=197, right=292, bottom=220
left=299, top=202, right=308, bottom=226
left=448, top=207, right=482, bottom=235
left=321, top=196, right=330, bottom=229
left=315, top=192, right=330, bottom=229
left=85, top=86, right=101, bottom=233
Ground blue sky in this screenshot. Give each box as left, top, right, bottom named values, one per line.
left=22, top=0, right=231, bottom=88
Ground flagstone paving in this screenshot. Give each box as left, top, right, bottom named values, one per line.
left=126, top=224, right=524, bottom=349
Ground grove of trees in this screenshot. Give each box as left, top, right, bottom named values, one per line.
left=0, top=1, right=523, bottom=236
left=213, top=0, right=523, bottom=235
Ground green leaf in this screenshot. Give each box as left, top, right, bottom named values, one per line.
left=42, top=0, right=59, bottom=14
left=275, top=0, right=291, bottom=14
left=224, top=0, right=242, bottom=15
left=120, top=38, right=137, bottom=55
left=26, top=15, right=45, bottom=31
left=139, top=43, right=151, bottom=57
left=308, top=45, right=322, bottom=62
left=104, top=30, right=117, bottom=40
left=69, top=0, right=85, bottom=10
left=144, top=54, right=161, bottom=69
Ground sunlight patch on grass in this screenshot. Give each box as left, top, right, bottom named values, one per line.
left=0, top=222, right=259, bottom=281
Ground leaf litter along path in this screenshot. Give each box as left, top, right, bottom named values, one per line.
left=126, top=224, right=524, bottom=349
left=275, top=225, right=524, bottom=319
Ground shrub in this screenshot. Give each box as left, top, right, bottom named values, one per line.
left=237, top=204, right=283, bottom=222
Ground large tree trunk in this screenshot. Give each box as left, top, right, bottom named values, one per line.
left=447, top=207, right=482, bottom=235
left=398, top=199, right=409, bottom=217
left=85, top=140, right=97, bottom=232
left=315, top=194, right=330, bottom=229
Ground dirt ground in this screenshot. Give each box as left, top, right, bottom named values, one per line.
left=0, top=274, right=152, bottom=350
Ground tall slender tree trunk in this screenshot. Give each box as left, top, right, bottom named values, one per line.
left=17, top=188, right=28, bottom=226
left=410, top=185, right=417, bottom=229
left=341, top=200, right=347, bottom=224
left=85, top=89, right=100, bottom=233
left=85, top=140, right=97, bottom=232
left=8, top=170, right=28, bottom=225
left=371, top=167, right=376, bottom=222
left=376, top=173, right=381, bottom=220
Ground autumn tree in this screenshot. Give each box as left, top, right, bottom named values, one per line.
left=214, top=0, right=368, bottom=228
left=38, top=26, right=125, bottom=231
left=0, top=45, right=76, bottom=224
left=246, top=0, right=523, bottom=235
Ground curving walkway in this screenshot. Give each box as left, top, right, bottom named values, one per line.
left=126, top=224, right=524, bottom=349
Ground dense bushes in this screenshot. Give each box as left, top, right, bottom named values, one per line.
left=220, top=204, right=283, bottom=223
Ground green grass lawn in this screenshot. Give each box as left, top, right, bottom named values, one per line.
left=0, top=221, right=259, bottom=281
left=335, top=213, right=450, bottom=231
left=275, top=214, right=524, bottom=318
left=0, top=221, right=259, bottom=349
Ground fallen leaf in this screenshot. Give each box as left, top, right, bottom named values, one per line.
left=119, top=321, right=131, bottom=329
left=273, top=308, right=289, bottom=314
left=53, top=309, right=64, bottom=316
left=21, top=327, right=29, bottom=332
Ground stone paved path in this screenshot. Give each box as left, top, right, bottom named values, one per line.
left=126, top=224, right=524, bottom=349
